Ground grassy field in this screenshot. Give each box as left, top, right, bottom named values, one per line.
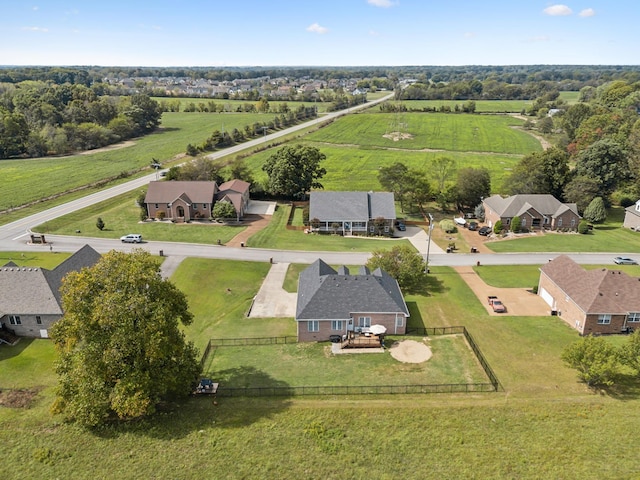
left=397, top=99, right=533, bottom=113
left=246, top=204, right=413, bottom=252
left=153, top=97, right=334, bottom=114
left=304, top=112, right=542, bottom=154
left=33, top=191, right=245, bottom=245
left=2, top=261, right=640, bottom=478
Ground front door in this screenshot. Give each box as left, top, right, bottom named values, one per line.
left=177, top=206, right=185, bottom=218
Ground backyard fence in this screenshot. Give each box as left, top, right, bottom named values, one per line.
left=199, top=326, right=502, bottom=397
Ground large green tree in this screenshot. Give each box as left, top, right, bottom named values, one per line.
left=454, top=167, right=491, bottom=211
left=378, top=162, right=409, bottom=211
left=506, top=148, right=569, bottom=199
left=619, top=330, right=640, bottom=376
left=574, top=138, right=628, bottom=198
left=563, top=175, right=601, bottom=214
left=262, top=145, right=326, bottom=199
left=582, top=197, right=607, bottom=223
left=51, top=250, right=200, bottom=427
left=366, top=244, right=426, bottom=293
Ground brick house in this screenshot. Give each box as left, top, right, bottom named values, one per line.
left=538, top=255, right=640, bottom=335
left=0, top=245, right=101, bottom=340
left=483, top=194, right=580, bottom=231
left=295, top=259, right=409, bottom=342
left=309, top=191, right=396, bottom=236
left=144, top=180, right=250, bottom=221
left=623, top=199, right=640, bottom=230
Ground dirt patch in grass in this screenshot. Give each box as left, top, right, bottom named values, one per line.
left=383, top=131, right=414, bottom=141
left=0, top=388, right=40, bottom=408
left=389, top=339, right=432, bottom=363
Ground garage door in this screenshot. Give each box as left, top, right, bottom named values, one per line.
left=539, top=287, right=554, bottom=307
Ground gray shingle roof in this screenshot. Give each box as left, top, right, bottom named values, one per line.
left=309, top=191, right=396, bottom=222
left=484, top=194, right=579, bottom=218
left=0, top=245, right=100, bottom=317
left=296, top=259, right=409, bottom=320
left=145, top=181, right=218, bottom=204
left=540, top=255, right=640, bottom=314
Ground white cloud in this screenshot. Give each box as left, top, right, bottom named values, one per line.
left=22, top=26, right=48, bottom=32
left=306, top=23, right=328, bottom=34
left=579, top=8, right=595, bottom=17
left=367, top=0, right=399, bottom=7
left=543, top=4, right=573, bottom=16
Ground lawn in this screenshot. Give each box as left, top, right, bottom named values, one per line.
left=205, top=335, right=489, bottom=388
left=3, top=261, right=640, bottom=479
left=152, top=97, right=334, bottom=114
left=304, top=112, right=542, bottom=154
left=247, top=204, right=414, bottom=252
left=398, top=99, right=533, bottom=113
left=33, top=191, right=245, bottom=245
left=0, top=251, right=71, bottom=270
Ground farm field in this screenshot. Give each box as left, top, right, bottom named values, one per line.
left=304, top=112, right=543, bottom=154
left=153, top=96, right=333, bottom=113
left=3, top=262, right=640, bottom=479
left=397, top=99, right=532, bottom=112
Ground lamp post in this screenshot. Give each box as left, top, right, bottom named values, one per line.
left=425, top=213, right=434, bottom=274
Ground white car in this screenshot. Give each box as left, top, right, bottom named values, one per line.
left=120, top=234, right=143, bottom=243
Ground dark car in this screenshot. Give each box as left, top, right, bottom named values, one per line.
left=395, top=220, right=406, bottom=231
left=468, top=221, right=478, bottom=231
left=478, top=226, right=492, bottom=236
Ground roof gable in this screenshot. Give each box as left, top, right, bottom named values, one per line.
left=296, top=259, right=409, bottom=320
left=309, top=191, right=395, bottom=222
left=145, top=181, right=218, bottom=204
left=485, top=194, right=579, bottom=218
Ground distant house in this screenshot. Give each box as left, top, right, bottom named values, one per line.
left=538, top=255, right=640, bottom=335
left=309, top=191, right=396, bottom=236
left=623, top=199, right=640, bottom=230
left=483, top=194, right=580, bottom=231
left=144, top=180, right=250, bottom=221
left=295, top=259, right=409, bottom=342
left=0, top=245, right=101, bottom=340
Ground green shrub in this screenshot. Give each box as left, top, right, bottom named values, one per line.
left=578, top=220, right=589, bottom=234
left=620, top=197, right=635, bottom=208
left=440, top=219, right=456, bottom=233
left=583, top=197, right=606, bottom=223
left=96, top=217, right=105, bottom=231
left=510, top=216, right=521, bottom=233
left=493, top=220, right=503, bottom=234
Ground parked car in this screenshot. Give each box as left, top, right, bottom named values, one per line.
left=613, top=256, right=638, bottom=265
left=395, top=220, right=406, bottom=231
left=478, top=226, right=492, bottom=236
left=120, top=234, right=143, bottom=243
left=468, top=221, right=478, bottom=231
left=487, top=296, right=506, bottom=313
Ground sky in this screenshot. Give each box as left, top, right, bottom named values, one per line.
left=1, top=0, right=638, bottom=67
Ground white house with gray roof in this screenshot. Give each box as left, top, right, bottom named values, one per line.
left=309, top=191, right=396, bottom=236
left=483, top=194, right=580, bottom=231
left=623, top=199, right=640, bottom=230
left=0, top=245, right=100, bottom=340
left=296, top=259, right=409, bottom=342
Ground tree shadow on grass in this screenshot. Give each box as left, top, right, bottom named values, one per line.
left=602, top=374, right=640, bottom=400
left=0, top=338, right=34, bottom=362
left=91, top=366, right=292, bottom=441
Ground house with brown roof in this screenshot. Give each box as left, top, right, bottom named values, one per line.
left=483, top=194, right=580, bottom=231
left=296, top=259, right=409, bottom=342
left=538, top=255, right=640, bottom=335
left=0, top=245, right=101, bottom=340
left=623, top=199, right=640, bottom=230
left=144, top=180, right=250, bottom=221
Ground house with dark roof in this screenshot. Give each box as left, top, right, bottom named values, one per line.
left=144, top=180, right=250, bottom=222
left=309, top=191, right=396, bottom=236
left=623, top=199, right=640, bottom=230
left=538, top=255, right=640, bottom=335
left=0, top=245, right=101, bottom=339
left=483, top=194, right=580, bottom=231
left=296, top=259, right=409, bottom=342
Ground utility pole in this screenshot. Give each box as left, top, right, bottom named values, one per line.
left=425, top=213, right=434, bottom=274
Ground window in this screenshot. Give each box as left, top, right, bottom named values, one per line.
left=369, top=226, right=375, bottom=233
left=9, top=315, right=21, bottom=325
left=36, top=316, right=42, bottom=325
left=331, top=320, right=344, bottom=331
left=521, top=217, right=526, bottom=227
left=154, top=203, right=158, bottom=208
left=571, top=218, right=576, bottom=227
left=308, top=321, right=319, bottom=332
left=628, top=312, right=640, bottom=323
left=396, top=316, right=404, bottom=327
left=558, top=218, right=563, bottom=227
left=384, top=225, right=390, bottom=233
left=358, top=316, right=371, bottom=328
left=597, top=314, right=611, bottom=325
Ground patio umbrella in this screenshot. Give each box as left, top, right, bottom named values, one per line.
left=369, top=324, right=387, bottom=335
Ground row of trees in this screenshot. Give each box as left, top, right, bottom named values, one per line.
left=562, top=332, right=640, bottom=388
left=377, top=160, right=491, bottom=214
left=0, top=81, right=161, bottom=158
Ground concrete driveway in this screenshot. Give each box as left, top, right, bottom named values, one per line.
left=455, top=265, right=551, bottom=316
left=395, top=225, right=445, bottom=254
left=249, top=262, right=297, bottom=317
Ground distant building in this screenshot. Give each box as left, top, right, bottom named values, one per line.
left=623, top=199, right=640, bottom=230
left=483, top=194, right=580, bottom=231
